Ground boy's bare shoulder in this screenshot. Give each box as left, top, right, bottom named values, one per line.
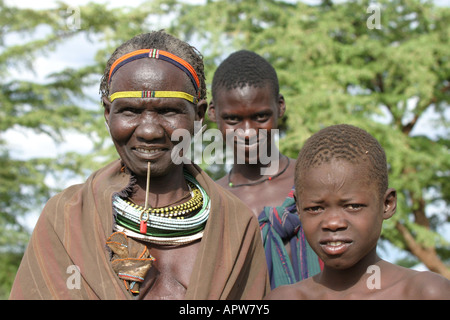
left=264, top=277, right=317, bottom=300
left=403, top=270, right=450, bottom=300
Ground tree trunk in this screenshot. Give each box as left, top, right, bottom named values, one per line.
left=395, top=222, right=450, bottom=279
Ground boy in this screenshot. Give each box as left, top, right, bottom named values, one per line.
left=265, top=124, right=450, bottom=299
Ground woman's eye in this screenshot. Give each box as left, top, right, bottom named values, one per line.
left=119, top=107, right=140, bottom=116
left=159, top=107, right=184, bottom=116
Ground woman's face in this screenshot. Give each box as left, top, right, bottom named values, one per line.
left=104, top=58, right=203, bottom=178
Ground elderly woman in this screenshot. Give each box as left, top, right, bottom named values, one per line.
left=10, top=31, right=269, bottom=300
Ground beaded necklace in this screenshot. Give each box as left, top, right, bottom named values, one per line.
left=113, top=171, right=210, bottom=245
left=123, top=181, right=203, bottom=218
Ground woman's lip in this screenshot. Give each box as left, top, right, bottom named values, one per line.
left=132, top=147, right=168, bottom=159
left=319, top=240, right=353, bottom=255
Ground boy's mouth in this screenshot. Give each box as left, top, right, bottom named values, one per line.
left=319, top=239, right=353, bottom=255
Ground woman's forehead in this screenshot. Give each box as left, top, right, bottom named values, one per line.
left=110, top=59, right=192, bottom=93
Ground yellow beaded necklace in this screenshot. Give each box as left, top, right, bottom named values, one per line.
left=124, top=181, right=203, bottom=218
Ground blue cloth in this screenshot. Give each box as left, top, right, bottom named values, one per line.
left=258, top=187, right=322, bottom=289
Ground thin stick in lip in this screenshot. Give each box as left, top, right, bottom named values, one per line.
left=140, top=161, right=151, bottom=234
left=144, top=161, right=151, bottom=210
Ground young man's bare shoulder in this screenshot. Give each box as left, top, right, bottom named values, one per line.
left=264, top=277, right=317, bottom=300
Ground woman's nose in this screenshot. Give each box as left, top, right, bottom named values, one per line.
left=134, top=112, right=165, bottom=141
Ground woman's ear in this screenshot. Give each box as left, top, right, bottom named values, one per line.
left=196, top=99, right=207, bottom=123
left=207, top=100, right=217, bottom=122
left=102, top=95, right=112, bottom=124
left=382, top=188, right=397, bottom=220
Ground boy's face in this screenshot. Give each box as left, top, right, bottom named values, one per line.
left=296, top=158, right=396, bottom=270
left=208, top=84, right=285, bottom=164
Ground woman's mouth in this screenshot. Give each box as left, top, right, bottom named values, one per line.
left=132, top=147, right=168, bottom=159
left=135, top=147, right=165, bottom=154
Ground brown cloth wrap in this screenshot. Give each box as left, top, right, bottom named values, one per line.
left=9, top=160, right=270, bottom=299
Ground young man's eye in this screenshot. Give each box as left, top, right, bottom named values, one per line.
left=224, top=116, right=240, bottom=124
left=254, top=113, right=270, bottom=122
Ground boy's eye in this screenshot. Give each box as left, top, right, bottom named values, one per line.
left=304, top=206, right=323, bottom=214
left=345, top=204, right=365, bottom=211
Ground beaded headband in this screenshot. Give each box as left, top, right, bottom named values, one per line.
left=109, top=90, right=198, bottom=104
left=108, top=49, right=200, bottom=99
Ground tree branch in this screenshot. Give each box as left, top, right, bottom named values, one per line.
left=395, top=222, right=450, bottom=279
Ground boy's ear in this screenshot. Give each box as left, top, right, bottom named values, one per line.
left=207, top=100, right=217, bottom=122
left=294, top=194, right=301, bottom=219
left=382, top=188, right=397, bottom=220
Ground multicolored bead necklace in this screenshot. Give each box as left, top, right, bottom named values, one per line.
left=113, top=170, right=210, bottom=246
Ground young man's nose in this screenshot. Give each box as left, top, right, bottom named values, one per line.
left=236, top=123, right=258, bottom=142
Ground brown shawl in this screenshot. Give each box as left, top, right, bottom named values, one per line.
left=9, top=160, right=269, bottom=299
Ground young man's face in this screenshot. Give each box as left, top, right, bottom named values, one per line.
left=296, top=159, right=396, bottom=270
left=104, top=58, right=205, bottom=178
left=208, top=84, right=285, bottom=164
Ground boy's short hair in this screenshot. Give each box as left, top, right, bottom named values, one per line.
left=295, top=124, right=388, bottom=196
left=211, top=50, right=279, bottom=101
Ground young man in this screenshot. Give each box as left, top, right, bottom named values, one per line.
left=208, top=50, right=321, bottom=289
left=265, top=124, right=450, bottom=299
left=10, top=32, right=269, bottom=300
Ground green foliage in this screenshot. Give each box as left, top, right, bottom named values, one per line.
left=1, top=0, right=449, bottom=297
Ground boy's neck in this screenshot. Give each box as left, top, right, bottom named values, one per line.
left=318, top=250, right=381, bottom=293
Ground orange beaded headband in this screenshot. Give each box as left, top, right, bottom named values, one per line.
left=108, top=49, right=200, bottom=99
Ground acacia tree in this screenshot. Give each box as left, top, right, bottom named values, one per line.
left=163, top=0, right=450, bottom=277
left=1, top=0, right=449, bottom=299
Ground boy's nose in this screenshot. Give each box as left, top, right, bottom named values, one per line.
left=321, top=210, right=348, bottom=232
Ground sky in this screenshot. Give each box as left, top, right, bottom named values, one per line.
left=4, top=0, right=449, bottom=269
